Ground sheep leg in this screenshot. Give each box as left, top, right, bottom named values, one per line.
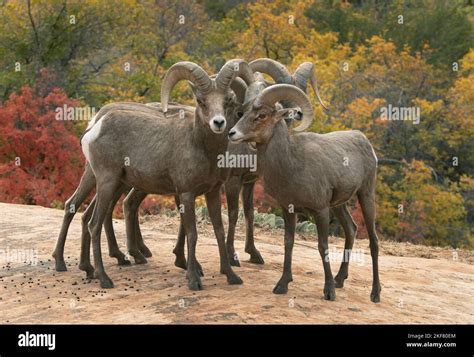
left=88, top=175, right=122, bottom=289
left=123, top=189, right=148, bottom=264
left=103, top=184, right=130, bottom=266
left=225, top=176, right=242, bottom=267
left=125, top=190, right=152, bottom=258
left=174, top=221, right=204, bottom=276
left=205, top=187, right=243, bottom=285
left=173, top=195, right=187, bottom=269
left=243, top=181, right=264, bottom=264
left=314, top=208, right=336, bottom=301
left=79, top=196, right=96, bottom=279
left=273, top=208, right=295, bottom=294
left=357, top=187, right=381, bottom=303
left=332, top=204, right=357, bottom=288
left=173, top=196, right=204, bottom=276
left=135, top=213, right=152, bottom=258
left=53, top=163, right=95, bottom=272
left=179, top=192, right=203, bottom=290
left=173, top=218, right=187, bottom=269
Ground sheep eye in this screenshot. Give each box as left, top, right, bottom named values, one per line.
left=197, top=99, right=207, bottom=108
left=256, top=113, right=266, bottom=120
left=237, top=111, right=243, bottom=118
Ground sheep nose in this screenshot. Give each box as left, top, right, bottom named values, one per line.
left=213, top=117, right=225, bottom=128
left=228, top=129, right=236, bottom=138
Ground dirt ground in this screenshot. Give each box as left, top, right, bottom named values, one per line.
left=0, top=202, right=473, bottom=324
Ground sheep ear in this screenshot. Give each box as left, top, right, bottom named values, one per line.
left=275, top=108, right=301, bottom=123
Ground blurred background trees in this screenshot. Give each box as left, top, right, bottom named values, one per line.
left=0, top=0, right=473, bottom=247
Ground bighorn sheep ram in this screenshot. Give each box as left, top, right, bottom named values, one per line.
left=53, top=74, right=248, bottom=278
left=228, top=84, right=381, bottom=302
left=221, top=58, right=329, bottom=266
left=80, top=59, right=254, bottom=289
left=52, top=102, right=195, bottom=273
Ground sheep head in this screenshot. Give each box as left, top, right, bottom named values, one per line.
left=161, top=59, right=254, bottom=134
left=228, top=84, right=313, bottom=145
left=240, top=72, right=302, bottom=131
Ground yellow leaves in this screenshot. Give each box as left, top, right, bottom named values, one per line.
left=447, top=73, right=474, bottom=132
left=363, top=36, right=397, bottom=64
left=459, top=48, right=474, bottom=75
left=414, top=98, right=444, bottom=117
left=460, top=175, right=474, bottom=191
left=338, top=97, right=385, bottom=145
left=342, top=97, right=380, bottom=125
left=376, top=160, right=469, bottom=246
left=236, top=0, right=333, bottom=64
left=401, top=159, right=433, bottom=185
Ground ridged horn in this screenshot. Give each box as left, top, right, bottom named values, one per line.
left=211, top=73, right=247, bottom=104
left=215, top=59, right=255, bottom=91
left=230, top=77, right=248, bottom=104
left=249, top=58, right=293, bottom=84
left=293, top=62, right=328, bottom=111
left=255, top=84, right=314, bottom=132
left=161, top=61, right=212, bottom=113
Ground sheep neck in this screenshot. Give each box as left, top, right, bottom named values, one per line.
left=257, top=121, right=298, bottom=186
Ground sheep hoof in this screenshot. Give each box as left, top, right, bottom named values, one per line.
left=248, top=251, right=265, bottom=265
left=175, top=257, right=205, bottom=276
left=187, top=275, right=203, bottom=291
left=139, top=245, right=153, bottom=258
left=229, top=257, right=241, bottom=267
left=112, top=252, right=131, bottom=266
left=99, top=275, right=114, bottom=289
left=226, top=272, right=243, bottom=285
left=187, top=266, right=204, bottom=290
left=54, top=259, right=68, bottom=272
left=117, top=258, right=131, bottom=266
left=188, top=281, right=203, bottom=291
left=132, top=252, right=148, bottom=265
left=334, top=276, right=346, bottom=288
left=323, top=284, right=336, bottom=301
left=370, top=285, right=381, bottom=303
left=334, top=271, right=348, bottom=288
left=79, top=262, right=94, bottom=279
left=272, top=283, right=288, bottom=294
left=370, top=293, right=380, bottom=303
left=174, top=255, right=187, bottom=270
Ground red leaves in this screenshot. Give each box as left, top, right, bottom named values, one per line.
left=0, top=84, right=84, bottom=207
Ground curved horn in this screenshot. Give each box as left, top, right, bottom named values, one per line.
left=293, top=62, right=328, bottom=111
left=211, top=73, right=247, bottom=104
left=255, top=84, right=314, bottom=132
left=230, top=77, right=248, bottom=104
left=215, top=59, right=254, bottom=91
left=249, top=58, right=293, bottom=84
left=161, top=61, right=212, bottom=113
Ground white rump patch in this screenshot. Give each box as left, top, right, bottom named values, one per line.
left=86, top=113, right=97, bottom=130
left=81, top=119, right=103, bottom=162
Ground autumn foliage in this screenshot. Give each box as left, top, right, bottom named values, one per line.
left=0, top=75, right=84, bottom=206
